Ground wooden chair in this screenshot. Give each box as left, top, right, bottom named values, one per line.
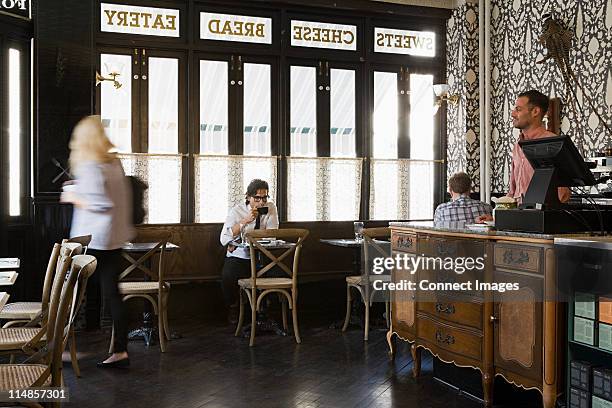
left=111, top=230, right=172, bottom=352
left=235, top=228, right=309, bottom=347
left=0, top=243, right=83, bottom=369
left=0, top=254, right=97, bottom=408
left=63, top=234, right=92, bottom=253
left=342, top=227, right=391, bottom=341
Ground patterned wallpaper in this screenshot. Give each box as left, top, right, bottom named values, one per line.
left=446, top=0, right=612, bottom=193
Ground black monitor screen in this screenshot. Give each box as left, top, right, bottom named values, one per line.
left=519, top=135, right=596, bottom=187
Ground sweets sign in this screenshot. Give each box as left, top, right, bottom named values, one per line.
left=0, top=0, right=29, bottom=20
left=374, top=27, right=435, bottom=57
left=200, top=12, right=272, bottom=44
left=100, top=3, right=179, bottom=37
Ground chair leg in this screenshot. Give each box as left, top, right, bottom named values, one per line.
left=158, top=300, right=167, bottom=353
left=364, top=299, right=370, bottom=341
left=235, top=290, right=245, bottom=336
left=385, top=301, right=391, bottom=329
left=249, top=291, right=257, bottom=347
left=281, top=297, right=288, bottom=331
left=109, top=326, right=115, bottom=354
left=162, top=292, right=171, bottom=340
left=69, top=328, right=81, bottom=377
left=291, top=295, right=301, bottom=344
left=342, top=285, right=352, bottom=332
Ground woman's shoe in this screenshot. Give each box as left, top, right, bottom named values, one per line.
left=96, top=358, right=130, bottom=368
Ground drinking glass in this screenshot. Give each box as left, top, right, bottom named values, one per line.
left=354, top=221, right=364, bottom=241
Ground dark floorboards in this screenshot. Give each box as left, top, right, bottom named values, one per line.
left=24, top=316, right=541, bottom=408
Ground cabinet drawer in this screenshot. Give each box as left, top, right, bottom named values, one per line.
left=417, top=316, right=483, bottom=361
left=418, top=296, right=483, bottom=331
left=494, top=244, right=541, bottom=273
left=419, top=236, right=485, bottom=258
left=392, top=232, right=417, bottom=253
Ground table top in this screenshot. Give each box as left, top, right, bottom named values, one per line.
left=122, top=242, right=180, bottom=252
left=0, top=271, right=18, bottom=286
left=320, top=238, right=363, bottom=248
left=0, top=258, right=20, bottom=269
left=233, top=240, right=295, bottom=250
left=0, top=292, right=9, bottom=310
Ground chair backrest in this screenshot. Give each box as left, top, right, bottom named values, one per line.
left=45, top=243, right=82, bottom=336
left=40, top=243, right=61, bottom=307
left=361, top=227, right=391, bottom=288
left=63, top=235, right=92, bottom=254
left=245, top=228, right=309, bottom=288
left=29, top=254, right=96, bottom=389
left=119, top=230, right=171, bottom=288
left=41, top=242, right=83, bottom=319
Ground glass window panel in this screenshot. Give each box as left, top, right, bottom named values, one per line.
left=287, top=159, right=317, bottom=221
left=244, top=63, right=271, bottom=156
left=370, top=160, right=398, bottom=220
left=330, top=69, right=355, bottom=158
left=8, top=48, right=21, bottom=216
left=243, top=159, right=276, bottom=198
left=290, top=66, right=317, bottom=157
left=196, top=157, right=229, bottom=223
left=410, top=74, right=435, bottom=160
left=149, top=57, right=178, bottom=153
left=100, top=54, right=132, bottom=153
left=200, top=60, right=228, bottom=154
left=373, top=71, right=398, bottom=159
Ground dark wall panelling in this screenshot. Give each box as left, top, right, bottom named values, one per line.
left=34, top=0, right=93, bottom=195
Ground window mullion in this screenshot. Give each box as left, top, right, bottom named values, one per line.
left=140, top=48, right=149, bottom=154
left=316, top=60, right=330, bottom=158
left=398, top=66, right=410, bottom=159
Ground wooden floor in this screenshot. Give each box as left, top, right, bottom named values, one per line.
left=41, top=314, right=544, bottom=408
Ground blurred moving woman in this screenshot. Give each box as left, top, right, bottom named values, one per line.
left=61, top=115, right=135, bottom=368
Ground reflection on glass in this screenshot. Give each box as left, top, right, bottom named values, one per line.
left=101, top=54, right=132, bottom=152
left=410, top=74, right=434, bottom=160
left=330, top=69, right=355, bottom=158
left=8, top=48, right=21, bottom=216
left=373, top=71, right=398, bottom=159
left=200, top=60, right=228, bottom=154
left=149, top=57, right=178, bottom=153
left=290, top=66, right=317, bottom=157
left=244, top=63, right=271, bottom=156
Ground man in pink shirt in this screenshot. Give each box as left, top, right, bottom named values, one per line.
left=477, top=90, right=570, bottom=222
left=507, top=89, right=571, bottom=204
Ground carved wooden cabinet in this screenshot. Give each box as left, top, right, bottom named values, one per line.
left=388, top=228, right=564, bottom=408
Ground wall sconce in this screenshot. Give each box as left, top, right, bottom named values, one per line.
left=95, top=71, right=122, bottom=89
left=432, top=84, right=459, bottom=114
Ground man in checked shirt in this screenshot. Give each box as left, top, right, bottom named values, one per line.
left=434, top=172, right=492, bottom=224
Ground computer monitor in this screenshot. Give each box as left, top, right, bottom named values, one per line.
left=519, top=135, right=596, bottom=207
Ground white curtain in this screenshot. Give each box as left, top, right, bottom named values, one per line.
left=118, top=153, right=182, bottom=224
left=195, top=155, right=278, bottom=223
left=370, top=159, right=437, bottom=220
left=287, top=157, right=362, bottom=221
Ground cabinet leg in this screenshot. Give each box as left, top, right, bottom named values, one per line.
left=386, top=330, right=395, bottom=360
left=482, top=373, right=493, bottom=407
left=411, top=344, right=421, bottom=378
left=542, top=384, right=557, bottom=408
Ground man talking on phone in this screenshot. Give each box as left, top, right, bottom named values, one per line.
left=220, top=179, right=279, bottom=323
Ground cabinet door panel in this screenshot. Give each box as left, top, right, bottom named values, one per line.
left=493, top=269, right=543, bottom=382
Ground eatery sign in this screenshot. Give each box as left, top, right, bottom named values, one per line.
left=0, top=0, right=29, bottom=20
left=291, top=20, right=356, bottom=51
left=101, top=3, right=180, bottom=38
left=374, top=27, right=435, bottom=57
left=200, top=12, right=272, bottom=44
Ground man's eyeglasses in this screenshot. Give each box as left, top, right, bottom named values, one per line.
left=252, top=195, right=269, bottom=202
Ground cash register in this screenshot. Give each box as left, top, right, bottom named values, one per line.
left=495, top=135, right=612, bottom=234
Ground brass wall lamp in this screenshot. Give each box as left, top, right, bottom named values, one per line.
left=95, top=71, right=122, bottom=89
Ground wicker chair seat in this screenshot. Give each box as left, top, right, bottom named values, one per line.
left=0, top=364, right=50, bottom=390
left=118, top=281, right=168, bottom=294
left=0, top=328, right=43, bottom=351
left=238, top=277, right=293, bottom=289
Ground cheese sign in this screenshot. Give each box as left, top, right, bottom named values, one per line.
left=101, top=3, right=180, bottom=38
left=291, top=20, right=356, bottom=51
left=374, top=27, right=435, bottom=57
left=200, top=12, right=272, bottom=44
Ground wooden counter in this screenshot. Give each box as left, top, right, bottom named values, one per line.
left=387, top=223, right=565, bottom=408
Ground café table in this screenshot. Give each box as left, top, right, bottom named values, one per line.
left=0, top=258, right=20, bottom=270
left=121, top=241, right=179, bottom=347
left=0, top=271, right=18, bottom=286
